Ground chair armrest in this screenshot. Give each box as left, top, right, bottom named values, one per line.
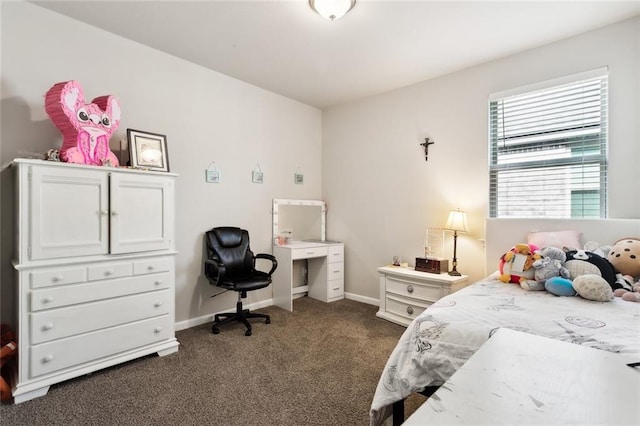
left=255, top=253, right=278, bottom=276
left=204, top=258, right=226, bottom=284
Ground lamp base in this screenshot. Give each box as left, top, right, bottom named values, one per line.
left=448, top=270, right=461, bottom=276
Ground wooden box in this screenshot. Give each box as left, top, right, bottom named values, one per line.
left=415, top=257, right=448, bottom=274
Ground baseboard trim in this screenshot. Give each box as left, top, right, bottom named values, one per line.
left=345, top=292, right=378, bottom=306
left=175, top=298, right=274, bottom=331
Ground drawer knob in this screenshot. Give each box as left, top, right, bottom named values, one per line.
left=43, top=354, right=54, bottom=363
left=154, top=301, right=163, bottom=307
left=154, top=327, right=162, bottom=333
left=407, top=285, right=414, bottom=293
left=154, top=280, right=162, bottom=286
left=111, top=210, right=119, bottom=216
left=42, top=322, right=54, bottom=331
left=52, top=275, right=63, bottom=282
left=42, top=297, right=54, bottom=304
left=148, top=266, right=155, bottom=271
left=407, top=306, right=414, bottom=315
left=333, top=287, right=340, bottom=291
left=104, top=270, right=113, bottom=276
left=333, top=270, right=340, bottom=273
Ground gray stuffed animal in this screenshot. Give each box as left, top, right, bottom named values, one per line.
left=530, top=246, right=571, bottom=290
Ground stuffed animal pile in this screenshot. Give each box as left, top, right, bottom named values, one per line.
left=608, top=238, right=640, bottom=302
left=0, top=324, right=16, bottom=401
left=497, top=236, right=640, bottom=303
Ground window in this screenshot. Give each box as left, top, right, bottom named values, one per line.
left=489, top=68, right=608, bottom=219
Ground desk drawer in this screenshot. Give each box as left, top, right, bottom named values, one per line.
left=328, top=245, right=344, bottom=263
left=328, top=278, right=344, bottom=299
left=30, top=290, right=171, bottom=344
left=386, top=276, right=444, bottom=302
left=328, top=262, right=343, bottom=281
left=292, top=246, right=327, bottom=260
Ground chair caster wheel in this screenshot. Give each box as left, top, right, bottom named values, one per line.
left=245, top=329, right=252, bottom=336
left=265, top=318, right=271, bottom=324
left=212, top=327, right=220, bottom=334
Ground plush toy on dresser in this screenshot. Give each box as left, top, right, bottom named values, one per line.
left=607, top=238, right=640, bottom=302
left=498, top=243, right=540, bottom=290
left=44, top=80, right=120, bottom=166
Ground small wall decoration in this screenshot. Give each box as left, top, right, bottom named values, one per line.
left=44, top=80, right=120, bottom=166
left=419, top=137, right=435, bottom=161
left=252, top=164, right=264, bottom=183
left=127, top=129, right=169, bottom=172
left=206, top=162, right=221, bottom=183
left=294, top=166, right=304, bottom=184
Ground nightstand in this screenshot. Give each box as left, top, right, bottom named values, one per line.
left=376, top=266, right=469, bottom=327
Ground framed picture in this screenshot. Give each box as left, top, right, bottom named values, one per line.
left=127, top=129, right=169, bottom=172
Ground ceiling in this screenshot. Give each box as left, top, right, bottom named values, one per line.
left=31, top=1, right=640, bottom=109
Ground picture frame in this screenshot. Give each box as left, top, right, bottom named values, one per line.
left=127, top=128, right=169, bottom=172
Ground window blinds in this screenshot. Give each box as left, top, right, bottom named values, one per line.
left=489, top=69, right=608, bottom=219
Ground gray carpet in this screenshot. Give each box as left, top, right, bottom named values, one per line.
left=0, top=298, right=426, bottom=425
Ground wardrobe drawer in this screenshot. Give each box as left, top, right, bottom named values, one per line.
left=30, top=315, right=172, bottom=378
left=88, top=262, right=132, bottom=281
left=292, top=246, right=327, bottom=260
left=30, top=272, right=172, bottom=311
left=133, top=258, right=172, bottom=275
left=385, top=294, right=430, bottom=322
left=30, top=266, right=87, bottom=289
left=328, top=245, right=344, bottom=263
left=328, top=262, right=344, bottom=281
left=386, top=276, right=444, bottom=303
left=31, top=290, right=171, bottom=344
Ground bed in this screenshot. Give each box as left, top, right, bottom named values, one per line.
left=370, top=218, right=640, bottom=426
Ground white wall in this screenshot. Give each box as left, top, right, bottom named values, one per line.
left=0, top=1, right=322, bottom=326
left=323, top=17, right=640, bottom=301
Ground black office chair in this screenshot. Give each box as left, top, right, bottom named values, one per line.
left=204, top=227, right=278, bottom=336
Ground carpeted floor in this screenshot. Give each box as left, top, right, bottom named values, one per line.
left=0, top=297, right=426, bottom=425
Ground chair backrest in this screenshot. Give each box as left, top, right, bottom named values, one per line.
left=206, top=227, right=255, bottom=279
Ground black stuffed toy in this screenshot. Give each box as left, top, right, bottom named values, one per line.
left=565, top=249, right=621, bottom=290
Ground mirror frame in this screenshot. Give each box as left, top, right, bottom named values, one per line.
left=272, top=198, right=326, bottom=243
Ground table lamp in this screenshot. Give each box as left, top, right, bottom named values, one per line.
left=445, top=209, right=469, bottom=276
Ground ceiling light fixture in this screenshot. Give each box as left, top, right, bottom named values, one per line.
left=309, top=0, right=356, bottom=21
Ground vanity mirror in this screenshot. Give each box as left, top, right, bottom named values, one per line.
left=272, top=199, right=326, bottom=244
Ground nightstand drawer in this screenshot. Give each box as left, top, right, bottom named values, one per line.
left=385, top=294, right=430, bottom=321
left=386, top=276, right=444, bottom=302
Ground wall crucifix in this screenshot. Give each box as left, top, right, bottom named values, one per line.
left=420, top=137, right=435, bottom=161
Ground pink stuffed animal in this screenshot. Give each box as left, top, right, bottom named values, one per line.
left=45, top=80, right=120, bottom=166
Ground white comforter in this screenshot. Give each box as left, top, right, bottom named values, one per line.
left=370, top=275, right=640, bottom=425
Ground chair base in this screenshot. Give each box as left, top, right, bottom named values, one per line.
left=212, top=300, right=270, bottom=336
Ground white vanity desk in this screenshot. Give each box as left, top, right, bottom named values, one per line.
left=272, top=240, right=344, bottom=311
left=270, top=199, right=344, bottom=311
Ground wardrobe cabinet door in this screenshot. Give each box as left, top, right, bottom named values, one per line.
left=109, top=173, right=173, bottom=254
left=28, top=165, right=109, bottom=260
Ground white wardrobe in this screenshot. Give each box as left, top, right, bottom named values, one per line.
left=11, top=159, right=179, bottom=404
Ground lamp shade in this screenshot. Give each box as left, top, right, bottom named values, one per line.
left=309, top=0, right=356, bottom=21
left=445, top=210, right=469, bottom=233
